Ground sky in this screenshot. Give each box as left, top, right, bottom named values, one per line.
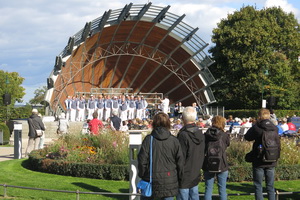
left=0, top=0, right=299, bottom=104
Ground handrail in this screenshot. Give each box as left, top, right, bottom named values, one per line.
left=1, top=183, right=300, bottom=199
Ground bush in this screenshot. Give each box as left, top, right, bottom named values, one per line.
left=0, top=122, right=10, bottom=145
left=225, top=109, right=300, bottom=119
left=28, top=129, right=130, bottom=180
left=28, top=152, right=129, bottom=180
left=27, top=129, right=300, bottom=182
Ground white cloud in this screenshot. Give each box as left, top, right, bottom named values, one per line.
left=265, top=0, right=299, bottom=17
left=1, top=0, right=299, bottom=103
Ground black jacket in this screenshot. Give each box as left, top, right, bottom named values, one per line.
left=244, top=119, right=280, bottom=168
left=27, top=114, right=45, bottom=138
left=177, top=123, right=205, bottom=188
left=202, top=127, right=230, bottom=172
left=138, top=127, right=184, bottom=198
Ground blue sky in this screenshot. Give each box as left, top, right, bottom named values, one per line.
left=0, top=0, right=299, bottom=103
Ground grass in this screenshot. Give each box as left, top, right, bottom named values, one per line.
left=0, top=159, right=299, bottom=200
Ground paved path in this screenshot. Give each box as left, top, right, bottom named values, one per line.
left=0, top=119, right=84, bottom=162
left=0, top=137, right=56, bottom=161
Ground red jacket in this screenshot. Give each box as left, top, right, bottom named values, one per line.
left=287, top=122, right=296, bottom=131
left=88, top=118, right=104, bottom=135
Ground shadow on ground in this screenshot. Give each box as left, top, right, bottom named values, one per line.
left=72, top=182, right=128, bottom=200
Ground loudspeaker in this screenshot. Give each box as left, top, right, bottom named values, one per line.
left=3, top=93, right=11, bottom=105
left=268, top=96, right=276, bottom=107
left=47, top=78, right=54, bottom=89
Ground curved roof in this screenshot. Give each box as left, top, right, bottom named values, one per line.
left=45, top=3, right=216, bottom=114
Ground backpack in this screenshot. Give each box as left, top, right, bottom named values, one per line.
left=206, top=138, right=224, bottom=173
left=261, top=130, right=280, bottom=162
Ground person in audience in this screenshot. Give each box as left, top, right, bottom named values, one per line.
left=287, top=118, right=296, bottom=132
left=244, top=108, right=280, bottom=200
left=177, top=107, right=205, bottom=200
left=88, top=112, right=104, bottom=135
left=280, top=118, right=289, bottom=132
left=109, top=110, right=122, bottom=131
left=203, top=115, right=230, bottom=200
left=57, top=113, right=69, bottom=135
left=38, top=113, right=46, bottom=149
left=25, top=109, right=46, bottom=157
left=138, top=112, right=184, bottom=199
left=173, top=119, right=183, bottom=130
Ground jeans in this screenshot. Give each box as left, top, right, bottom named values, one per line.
left=177, top=185, right=199, bottom=200
left=253, top=167, right=275, bottom=200
left=204, top=170, right=228, bottom=200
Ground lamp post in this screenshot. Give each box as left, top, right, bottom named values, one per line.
left=261, top=69, right=269, bottom=108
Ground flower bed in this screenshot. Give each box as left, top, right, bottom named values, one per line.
left=28, top=129, right=130, bottom=180
left=27, top=130, right=300, bottom=181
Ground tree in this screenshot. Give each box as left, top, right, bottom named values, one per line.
left=0, top=70, right=25, bottom=121
left=209, top=6, right=300, bottom=110
left=29, top=86, right=47, bottom=105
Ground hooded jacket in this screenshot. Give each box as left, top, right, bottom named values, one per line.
left=177, top=123, right=205, bottom=188
left=138, top=127, right=184, bottom=198
left=27, top=114, right=45, bottom=138
left=202, top=127, right=230, bottom=172
left=244, top=119, right=280, bottom=168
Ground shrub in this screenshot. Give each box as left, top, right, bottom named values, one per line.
left=0, top=122, right=10, bottom=145
left=27, top=129, right=300, bottom=181
left=225, top=109, right=300, bottom=119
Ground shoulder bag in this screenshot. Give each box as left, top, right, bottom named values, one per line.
left=137, top=135, right=153, bottom=197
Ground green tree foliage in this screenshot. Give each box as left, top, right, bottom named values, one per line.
left=209, top=6, right=300, bottom=109
left=29, top=86, right=47, bottom=105
left=0, top=70, right=25, bottom=121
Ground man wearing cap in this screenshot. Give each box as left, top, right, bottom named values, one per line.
left=77, top=96, right=86, bottom=121
left=87, top=95, right=96, bottom=120
left=70, top=96, right=77, bottom=122
left=104, top=95, right=112, bottom=121
left=25, top=109, right=46, bottom=157
left=96, top=95, right=105, bottom=121
left=135, top=96, right=143, bottom=120
left=128, top=95, right=136, bottom=120
left=64, top=96, right=72, bottom=121
left=141, top=96, right=148, bottom=119
left=119, top=95, right=128, bottom=122
left=111, top=95, right=119, bottom=117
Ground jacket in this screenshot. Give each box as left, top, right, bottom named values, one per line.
left=202, top=127, right=230, bottom=172
left=138, top=127, right=184, bottom=198
left=28, top=114, right=45, bottom=138
left=177, top=123, right=205, bottom=188
left=244, top=119, right=280, bottom=168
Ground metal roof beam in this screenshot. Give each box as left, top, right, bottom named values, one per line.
left=136, top=2, right=152, bottom=20
left=184, top=27, right=199, bottom=41
left=98, top=10, right=112, bottom=31
left=117, top=3, right=133, bottom=22
left=81, top=22, right=92, bottom=41
left=66, top=36, right=75, bottom=55
left=152, top=5, right=170, bottom=23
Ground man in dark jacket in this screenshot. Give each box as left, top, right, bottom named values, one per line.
left=109, top=110, right=121, bottom=131
left=245, top=108, right=280, bottom=200
left=25, top=109, right=45, bottom=157
left=177, top=106, right=205, bottom=200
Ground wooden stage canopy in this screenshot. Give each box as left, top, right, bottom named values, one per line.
left=45, top=3, right=217, bottom=115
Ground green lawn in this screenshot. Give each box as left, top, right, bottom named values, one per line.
left=0, top=159, right=299, bottom=199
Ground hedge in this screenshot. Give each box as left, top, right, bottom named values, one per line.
left=28, top=150, right=129, bottom=180
left=28, top=150, right=300, bottom=182
left=224, top=109, right=300, bottom=119
left=0, top=122, right=10, bottom=145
